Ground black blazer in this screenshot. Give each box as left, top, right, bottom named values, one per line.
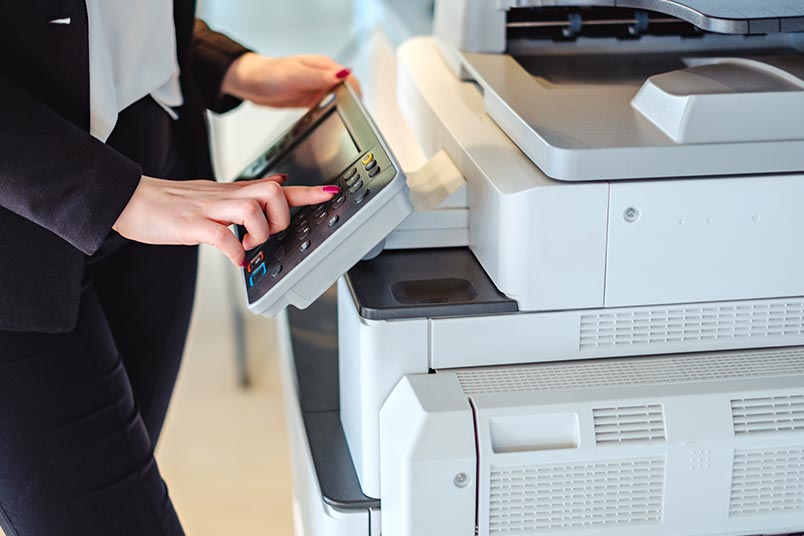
left=0, top=1, right=250, bottom=332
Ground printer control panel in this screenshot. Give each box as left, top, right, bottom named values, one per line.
left=235, top=84, right=412, bottom=316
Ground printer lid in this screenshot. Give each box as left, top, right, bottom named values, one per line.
left=520, top=1, right=804, bottom=35
left=443, top=0, right=804, bottom=181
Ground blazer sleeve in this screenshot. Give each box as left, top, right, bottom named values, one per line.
left=0, top=74, right=143, bottom=256
left=192, top=19, right=253, bottom=114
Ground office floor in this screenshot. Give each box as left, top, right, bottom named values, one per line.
left=156, top=246, right=293, bottom=536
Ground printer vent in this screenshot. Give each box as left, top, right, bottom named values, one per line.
left=729, top=447, right=804, bottom=517
left=731, top=395, right=804, bottom=436
left=579, top=300, right=804, bottom=350
left=488, top=458, right=664, bottom=533
left=593, top=404, right=666, bottom=445
left=456, top=348, right=804, bottom=395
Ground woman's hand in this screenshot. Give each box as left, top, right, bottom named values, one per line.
left=221, top=52, right=361, bottom=108
left=113, top=175, right=340, bottom=267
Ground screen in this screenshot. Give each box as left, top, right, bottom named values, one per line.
left=268, top=111, right=359, bottom=187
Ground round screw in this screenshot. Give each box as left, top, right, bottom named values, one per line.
left=624, top=207, right=641, bottom=223
left=453, top=473, right=471, bottom=488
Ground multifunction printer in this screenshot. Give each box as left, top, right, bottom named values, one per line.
left=238, top=1, right=804, bottom=535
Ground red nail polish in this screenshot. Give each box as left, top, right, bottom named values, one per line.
left=323, top=185, right=340, bottom=194
left=336, top=68, right=351, bottom=80
left=240, top=260, right=248, bottom=268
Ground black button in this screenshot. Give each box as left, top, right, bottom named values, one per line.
left=294, top=219, right=309, bottom=232
left=343, top=167, right=357, bottom=181
left=346, top=173, right=361, bottom=188
left=365, top=159, right=377, bottom=172
left=327, top=215, right=339, bottom=228
left=313, top=204, right=327, bottom=216
left=368, top=165, right=381, bottom=178
left=314, top=211, right=328, bottom=224
left=354, top=189, right=370, bottom=204
left=268, top=263, right=283, bottom=278
left=247, top=251, right=264, bottom=273
left=274, top=229, right=288, bottom=241
left=331, top=193, right=346, bottom=208
left=296, top=224, right=311, bottom=237
left=349, top=179, right=364, bottom=193
left=274, top=245, right=286, bottom=261
left=300, top=240, right=311, bottom=253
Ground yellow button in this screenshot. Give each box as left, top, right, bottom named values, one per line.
left=361, top=152, right=374, bottom=166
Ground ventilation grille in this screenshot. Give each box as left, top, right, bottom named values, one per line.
left=580, top=300, right=804, bottom=350
left=489, top=458, right=665, bottom=534
left=456, top=348, right=804, bottom=395
left=594, top=405, right=666, bottom=445
left=731, top=395, right=804, bottom=435
left=730, top=448, right=804, bottom=517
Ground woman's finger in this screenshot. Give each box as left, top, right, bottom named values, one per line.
left=256, top=173, right=288, bottom=183
left=208, top=199, right=272, bottom=251
left=196, top=220, right=246, bottom=267
left=283, top=185, right=340, bottom=207
left=299, top=55, right=341, bottom=70
left=233, top=180, right=292, bottom=235
left=297, top=63, right=351, bottom=91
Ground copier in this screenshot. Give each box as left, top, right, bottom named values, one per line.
left=240, top=1, right=804, bottom=535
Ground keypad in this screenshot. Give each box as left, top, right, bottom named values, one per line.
left=243, top=147, right=393, bottom=301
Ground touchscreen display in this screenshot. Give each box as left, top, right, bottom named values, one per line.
left=268, top=111, right=359, bottom=187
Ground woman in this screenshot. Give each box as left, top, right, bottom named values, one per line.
left=0, top=1, right=356, bottom=534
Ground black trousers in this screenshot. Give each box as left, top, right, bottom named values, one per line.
left=0, top=98, right=195, bottom=535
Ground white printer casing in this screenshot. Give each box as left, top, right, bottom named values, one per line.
left=282, top=1, right=804, bottom=535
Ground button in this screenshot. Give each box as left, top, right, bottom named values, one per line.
left=247, top=252, right=264, bottom=273
left=294, top=219, right=309, bottom=233
left=365, top=159, right=377, bottom=172
left=248, top=263, right=267, bottom=287
left=327, top=215, right=340, bottom=228
left=314, top=211, right=328, bottom=224
left=343, top=167, right=357, bottom=181
left=274, top=245, right=286, bottom=261
left=275, top=229, right=288, bottom=241
left=361, top=153, right=374, bottom=166
left=368, top=165, right=381, bottom=178
left=300, top=240, right=312, bottom=253
left=354, top=188, right=370, bottom=204
left=297, top=224, right=311, bottom=237
left=318, top=92, right=336, bottom=108
left=349, top=179, right=364, bottom=193
left=346, top=173, right=361, bottom=188
left=313, top=204, right=327, bottom=216
left=267, top=262, right=283, bottom=278
left=331, top=193, right=346, bottom=208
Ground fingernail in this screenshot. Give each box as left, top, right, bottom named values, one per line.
left=276, top=174, right=288, bottom=181
left=336, top=68, right=351, bottom=80
left=323, top=185, right=340, bottom=194
left=240, top=260, right=248, bottom=268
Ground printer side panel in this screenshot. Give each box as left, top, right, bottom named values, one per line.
left=606, top=174, right=804, bottom=308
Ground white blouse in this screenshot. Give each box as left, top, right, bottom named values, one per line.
left=86, top=0, right=184, bottom=141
